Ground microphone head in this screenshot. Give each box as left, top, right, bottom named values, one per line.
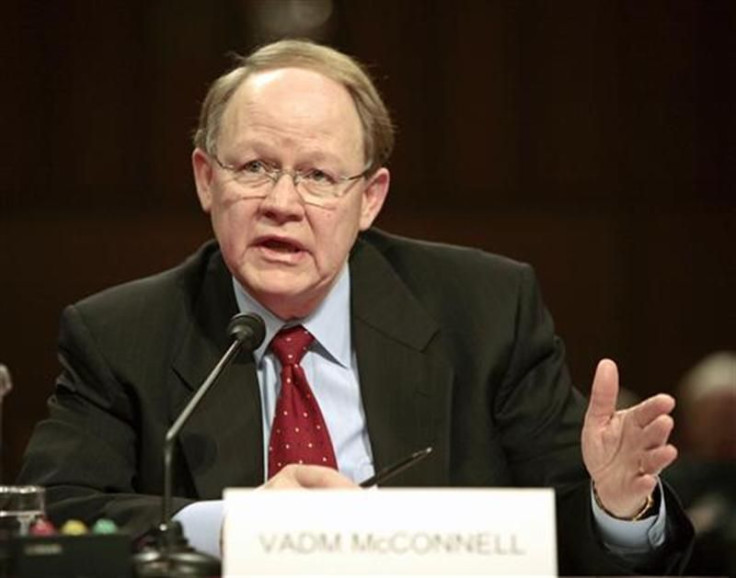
left=227, top=313, right=266, bottom=352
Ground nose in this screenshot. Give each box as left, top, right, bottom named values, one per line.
left=257, top=171, right=305, bottom=223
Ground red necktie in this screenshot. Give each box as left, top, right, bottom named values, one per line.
left=267, top=325, right=338, bottom=478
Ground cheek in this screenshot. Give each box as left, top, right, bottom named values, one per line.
left=210, top=200, right=254, bottom=254
left=310, top=207, right=362, bottom=267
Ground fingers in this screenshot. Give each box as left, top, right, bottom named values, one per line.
left=640, top=413, right=675, bottom=449
left=292, top=465, right=358, bottom=489
left=263, top=464, right=358, bottom=490
left=585, top=359, right=619, bottom=422
left=634, top=410, right=677, bottom=478
left=638, top=444, right=678, bottom=477
left=632, top=393, right=676, bottom=428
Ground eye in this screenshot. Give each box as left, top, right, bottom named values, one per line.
left=238, top=159, right=269, bottom=175
left=304, top=168, right=337, bottom=185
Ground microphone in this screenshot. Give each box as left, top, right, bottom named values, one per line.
left=227, top=313, right=266, bottom=351
left=135, top=313, right=266, bottom=577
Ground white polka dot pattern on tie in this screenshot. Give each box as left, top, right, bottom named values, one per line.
left=267, top=325, right=338, bottom=478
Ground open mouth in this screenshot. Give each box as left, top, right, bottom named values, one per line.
left=259, top=238, right=304, bottom=254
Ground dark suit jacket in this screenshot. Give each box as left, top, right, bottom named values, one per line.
left=18, top=229, right=692, bottom=574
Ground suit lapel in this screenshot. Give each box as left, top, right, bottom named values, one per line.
left=168, top=236, right=454, bottom=494
left=350, top=237, right=453, bottom=486
left=171, top=251, right=264, bottom=498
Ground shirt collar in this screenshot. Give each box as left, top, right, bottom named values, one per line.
left=232, top=263, right=352, bottom=368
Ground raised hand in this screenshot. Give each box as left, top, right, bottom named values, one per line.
left=582, top=359, right=678, bottom=518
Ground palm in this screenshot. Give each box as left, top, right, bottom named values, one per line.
left=581, top=360, right=677, bottom=516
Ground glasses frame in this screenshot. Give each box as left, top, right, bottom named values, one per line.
left=211, top=155, right=370, bottom=203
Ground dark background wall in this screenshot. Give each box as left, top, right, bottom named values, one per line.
left=1, top=0, right=734, bottom=481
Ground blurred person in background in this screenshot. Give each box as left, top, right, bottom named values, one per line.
left=665, top=351, right=736, bottom=576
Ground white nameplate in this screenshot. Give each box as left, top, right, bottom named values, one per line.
left=223, top=488, right=556, bottom=577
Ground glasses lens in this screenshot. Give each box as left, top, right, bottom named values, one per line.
left=237, top=172, right=270, bottom=188
left=299, top=180, right=335, bottom=198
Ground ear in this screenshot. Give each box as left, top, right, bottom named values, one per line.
left=358, top=167, right=390, bottom=230
left=192, top=148, right=214, bottom=212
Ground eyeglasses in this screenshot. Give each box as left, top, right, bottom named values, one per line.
left=212, top=156, right=369, bottom=206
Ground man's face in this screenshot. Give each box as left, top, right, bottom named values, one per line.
left=193, top=68, right=389, bottom=319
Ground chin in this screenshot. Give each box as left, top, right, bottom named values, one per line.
left=246, top=278, right=324, bottom=319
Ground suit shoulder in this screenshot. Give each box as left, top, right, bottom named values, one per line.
left=353, top=229, right=551, bottom=368
left=359, top=228, right=531, bottom=285
left=69, top=240, right=220, bottom=329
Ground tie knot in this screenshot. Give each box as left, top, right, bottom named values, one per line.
left=270, top=325, right=314, bottom=367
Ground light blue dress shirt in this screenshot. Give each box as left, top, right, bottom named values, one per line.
left=175, top=263, right=666, bottom=559
left=233, top=263, right=375, bottom=484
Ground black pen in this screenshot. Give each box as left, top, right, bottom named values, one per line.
left=359, top=446, right=433, bottom=488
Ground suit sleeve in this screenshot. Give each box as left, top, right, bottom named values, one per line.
left=16, top=304, right=194, bottom=539
left=494, top=264, right=693, bottom=575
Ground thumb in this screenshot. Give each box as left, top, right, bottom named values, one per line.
left=586, top=359, right=620, bottom=423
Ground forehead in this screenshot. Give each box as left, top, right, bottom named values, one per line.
left=218, top=67, right=364, bottom=158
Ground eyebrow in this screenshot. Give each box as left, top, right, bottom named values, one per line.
left=227, top=141, right=351, bottom=171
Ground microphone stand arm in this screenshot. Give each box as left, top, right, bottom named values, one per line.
left=135, top=313, right=264, bottom=577
left=161, top=337, right=243, bottom=535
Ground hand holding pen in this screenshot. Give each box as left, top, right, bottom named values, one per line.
left=261, top=446, right=433, bottom=490
left=359, top=447, right=433, bottom=488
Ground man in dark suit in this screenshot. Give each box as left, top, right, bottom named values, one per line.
left=19, top=40, right=692, bottom=574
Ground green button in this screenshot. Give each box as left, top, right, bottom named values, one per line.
left=92, top=518, right=118, bottom=534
